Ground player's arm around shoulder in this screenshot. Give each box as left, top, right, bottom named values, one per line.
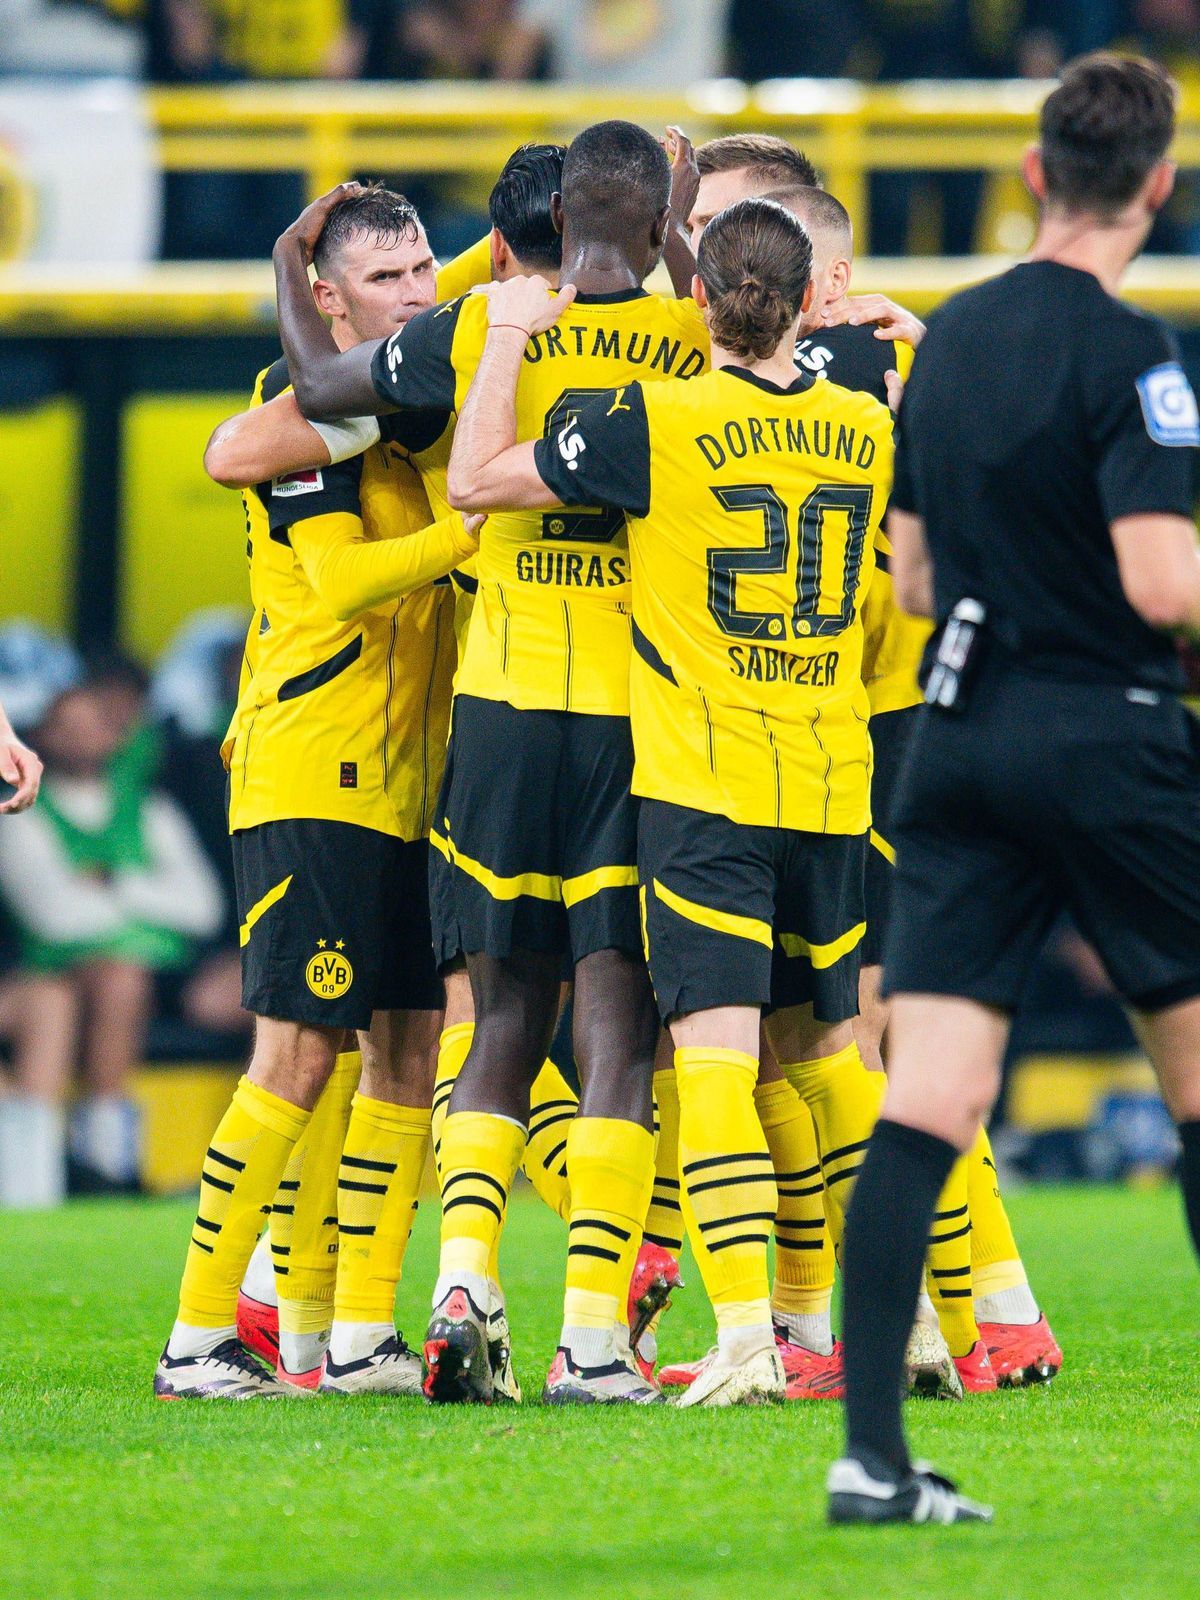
left=204, top=359, right=380, bottom=491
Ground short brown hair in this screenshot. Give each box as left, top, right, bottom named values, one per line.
left=1040, top=53, right=1177, bottom=216
left=696, top=134, right=818, bottom=189
left=764, top=184, right=852, bottom=251
left=313, top=184, right=421, bottom=278
left=698, top=197, right=813, bottom=361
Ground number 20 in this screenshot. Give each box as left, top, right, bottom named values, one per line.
left=706, top=482, right=874, bottom=641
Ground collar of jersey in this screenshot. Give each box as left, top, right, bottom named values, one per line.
left=570, top=288, right=650, bottom=305
left=719, top=365, right=816, bottom=396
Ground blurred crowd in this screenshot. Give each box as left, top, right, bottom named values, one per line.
left=0, top=615, right=253, bottom=1205
left=0, top=2, right=1198, bottom=255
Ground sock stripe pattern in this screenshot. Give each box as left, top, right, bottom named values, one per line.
left=268, top=1051, right=358, bottom=1305
left=522, top=1059, right=576, bottom=1222
left=178, top=1076, right=310, bottom=1327
left=967, top=1124, right=1031, bottom=1297
left=562, top=1117, right=655, bottom=1332
left=643, top=1068, right=684, bottom=1253
left=438, top=1111, right=528, bottom=1283
left=753, top=1073, right=834, bottom=1312
left=676, top=1047, right=775, bottom=1329
left=779, top=1041, right=884, bottom=1254
left=924, top=1156, right=980, bottom=1356
left=431, top=1023, right=474, bottom=1187
left=333, top=1094, right=431, bottom=1325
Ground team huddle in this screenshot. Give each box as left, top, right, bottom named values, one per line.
left=155, top=123, right=1063, bottom=1436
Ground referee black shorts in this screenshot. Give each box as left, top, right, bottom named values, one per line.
left=428, top=693, right=641, bottom=967
left=862, top=704, right=921, bottom=967
left=638, top=797, right=867, bottom=1024
left=233, top=819, right=441, bottom=1031
left=884, top=666, right=1200, bottom=1013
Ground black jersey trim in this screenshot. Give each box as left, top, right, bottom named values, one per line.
left=632, top=619, right=677, bottom=685
left=450, top=568, right=479, bottom=595
left=720, top=366, right=816, bottom=397
left=572, top=288, right=650, bottom=304
left=277, top=633, right=364, bottom=702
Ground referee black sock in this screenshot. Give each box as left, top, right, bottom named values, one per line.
left=1177, top=1121, right=1200, bottom=1267
left=842, top=1117, right=959, bottom=1479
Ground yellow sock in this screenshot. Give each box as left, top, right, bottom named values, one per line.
left=676, top=1047, right=775, bottom=1331
left=643, top=1067, right=684, bottom=1253
left=562, top=1116, right=655, bottom=1336
left=968, top=1126, right=1029, bottom=1298
left=431, top=1022, right=473, bottom=1188
left=754, top=1077, right=834, bottom=1319
left=926, top=1154, right=980, bottom=1357
left=333, top=1093, right=431, bottom=1324
left=779, top=1041, right=884, bottom=1250
left=270, top=1049, right=359, bottom=1334
left=522, top=1058, right=576, bottom=1223
left=178, top=1076, right=309, bottom=1328
left=438, top=1111, right=526, bottom=1283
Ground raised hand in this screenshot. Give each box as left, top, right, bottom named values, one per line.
left=473, top=275, right=578, bottom=338
left=276, top=181, right=365, bottom=265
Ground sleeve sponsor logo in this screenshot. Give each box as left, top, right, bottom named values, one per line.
left=1136, top=361, right=1200, bottom=447
left=557, top=418, right=586, bottom=471
left=271, top=468, right=324, bottom=497
left=385, top=332, right=404, bottom=380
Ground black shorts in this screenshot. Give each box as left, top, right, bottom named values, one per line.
left=863, top=704, right=921, bottom=967
left=884, top=664, right=1200, bottom=1012
left=638, top=798, right=867, bottom=1023
left=232, top=819, right=441, bottom=1030
left=428, top=694, right=641, bottom=966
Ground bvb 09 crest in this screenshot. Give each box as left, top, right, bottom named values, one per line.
left=306, top=944, right=354, bottom=999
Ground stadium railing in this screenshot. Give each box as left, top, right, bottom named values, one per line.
left=143, top=77, right=1200, bottom=245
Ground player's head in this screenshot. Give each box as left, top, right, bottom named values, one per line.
left=557, top=120, right=672, bottom=278
left=35, top=684, right=123, bottom=778
left=312, top=184, right=435, bottom=346
left=695, top=197, right=815, bottom=362
left=1028, top=53, right=1177, bottom=232
left=764, top=184, right=853, bottom=312
left=488, top=142, right=566, bottom=282
left=690, top=135, right=819, bottom=249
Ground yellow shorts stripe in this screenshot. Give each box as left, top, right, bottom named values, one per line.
left=239, top=873, right=293, bottom=949
left=652, top=878, right=773, bottom=950
left=437, top=828, right=561, bottom=903
left=778, top=921, right=866, bottom=969
left=561, top=865, right=639, bottom=908
left=869, top=828, right=896, bottom=865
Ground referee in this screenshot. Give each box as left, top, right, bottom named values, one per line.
left=829, top=53, right=1200, bottom=1525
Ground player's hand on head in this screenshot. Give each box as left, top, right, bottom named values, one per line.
left=474, top=275, right=577, bottom=338
left=0, top=735, right=42, bottom=814
left=664, top=125, right=700, bottom=225
left=276, top=182, right=365, bottom=264
left=829, top=294, right=927, bottom=348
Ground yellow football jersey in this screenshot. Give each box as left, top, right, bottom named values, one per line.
left=860, top=527, right=934, bottom=715
left=371, top=288, right=710, bottom=715
left=224, top=359, right=456, bottom=840
left=534, top=367, right=894, bottom=833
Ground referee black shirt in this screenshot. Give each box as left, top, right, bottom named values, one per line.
left=892, top=260, right=1200, bottom=692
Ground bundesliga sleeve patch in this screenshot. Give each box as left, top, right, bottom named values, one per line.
left=272, top=468, right=324, bottom=497
left=1136, top=362, right=1200, bottom=447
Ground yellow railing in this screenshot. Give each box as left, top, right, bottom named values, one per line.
left=146, top=78, right=1200, bottom=248
left=2, top=256, right=1199, bottom=335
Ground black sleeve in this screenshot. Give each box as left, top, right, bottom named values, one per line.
left=889, top=379, right=917, bottom=514
left=259, top=355, right=292, bottom=403
left=369, top=297, right=462, bottom=450
left=1085, top=311, right=1199, bottom=523
left=266, top=454, right=364, bottom=538
left=532, top=384, right=652, bottom=516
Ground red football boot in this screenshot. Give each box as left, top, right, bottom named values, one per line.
left=626, top=1242, right=683, bottom=1380
left=656, top=1350, right=711, bottom=1389
left=953, top=1339, right=999, bottom=1393
left=978, top=1313, right=1063, bottom=1387
left=779, top=1336, right=845, bottom=1401
left=236, top=1290, right=280, bottom=1368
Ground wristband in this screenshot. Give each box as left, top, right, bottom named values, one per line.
left=310, top=414, right=381, bottom=463
left=489, top=323, right=531, bottom=338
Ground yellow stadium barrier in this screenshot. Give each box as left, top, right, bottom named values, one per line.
left=2, top=255, right=1199, bottom=335
left=143, top=79, right=1200, bottom=246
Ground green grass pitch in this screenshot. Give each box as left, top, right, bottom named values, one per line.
left=3, top=1184, right=1198, bottom=1599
